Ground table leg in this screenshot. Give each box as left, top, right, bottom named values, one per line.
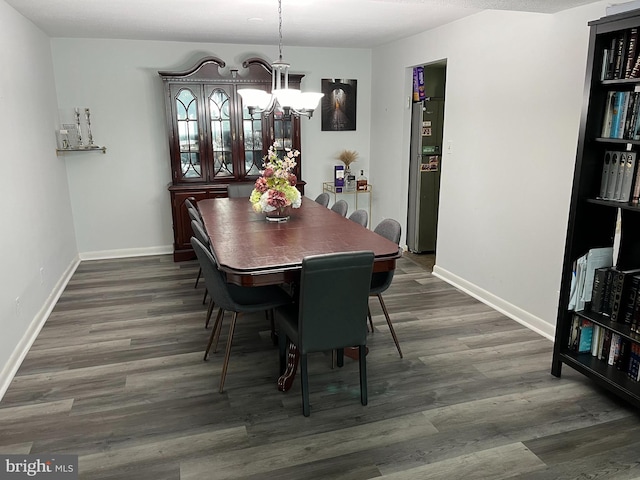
left=277, top=341, right=299, bottom=392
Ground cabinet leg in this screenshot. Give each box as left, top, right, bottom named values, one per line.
left=551, top=358, right=562, bottom=377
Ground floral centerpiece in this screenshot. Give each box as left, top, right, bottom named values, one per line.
left=250, top=143, right=302, bottom=221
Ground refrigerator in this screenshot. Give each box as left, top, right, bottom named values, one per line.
left=407, top=97, right=444, bottom=253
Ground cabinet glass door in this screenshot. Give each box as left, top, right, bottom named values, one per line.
left=174, top=87, right=204, bottom=181
left=207, top=86, right=234, bottom=179
left=243, top=107, right=264, bottom=176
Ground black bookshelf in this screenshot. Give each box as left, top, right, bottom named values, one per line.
left=552, top=8, right=640, bottom=409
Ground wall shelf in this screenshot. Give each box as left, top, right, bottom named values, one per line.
left=56, top=146, right=107, bottom=156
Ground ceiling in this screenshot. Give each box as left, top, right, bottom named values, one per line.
left=7, top=0, right=607, bottom=49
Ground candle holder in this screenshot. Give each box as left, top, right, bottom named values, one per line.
left=85, top=108, right=94, bottom=146
left=75, top=108, right=83, bottom=146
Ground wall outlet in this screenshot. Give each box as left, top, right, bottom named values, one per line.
left=446, top=140, right=453, bottom=154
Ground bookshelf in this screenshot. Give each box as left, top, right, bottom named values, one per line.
left=552, top=8, right=640, bottom=407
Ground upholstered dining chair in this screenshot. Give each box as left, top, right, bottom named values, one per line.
left=191, top=236, right=292, bottom=393
left=275, top=251, right=374, bottom=416
left=227, top=182, right=255, bottom=198
left=348, top=209, right=368, bottom=228
left=191, top=220, right=217, bottom=327
left=330, top=199, right=348, bottom=217
left=314, top=192, right=330, bottom=208
left=368, top=218, right=403, bottom=358
left=185, top=197, right=198, bottom=214
left=188, top=206, right=206, bottom=290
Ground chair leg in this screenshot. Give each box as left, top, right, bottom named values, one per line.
left=195, top=267, right=202, bottom=288
left=205, top=299, right=216, bottom=328
left=204, top=308, right=224, bottom=360
left=336, top=348, right=344, bottom=368
left=359, top=344, right=368, bottom=406
left=202, top=287, right=208, bottom=305
left=301, top=353, right=310, bottom=416
left=267, top=309, right=278, bottom=345
left=219, top=311, right=239, bottom=393
left=367, top=305, right=375, bottom=333
left=377, top=293, right=403, bottom=358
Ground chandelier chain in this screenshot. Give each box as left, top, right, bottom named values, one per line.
left=278, top=0, right=283, bottom=61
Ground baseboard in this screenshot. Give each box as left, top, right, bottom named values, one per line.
left=432, top=265, right=555, bottom=341
left=79, top=245, right=173, bottom=261
left=0, top=255, right=81, bottom=401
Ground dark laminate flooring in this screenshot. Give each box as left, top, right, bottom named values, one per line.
left=1, top=253, right=640, bottom=479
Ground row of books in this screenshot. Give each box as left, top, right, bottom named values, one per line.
left=601, top=27, right=640, bottom=80
left=598, top=151, right=639, bottom=202
left=601, top=90, right=640, bottom=140
left=591, top=266, right=640, bottom=330
left=569, top=318, right=640, bottom=381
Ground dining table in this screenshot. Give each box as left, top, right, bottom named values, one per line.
left=197, top=196, right=402, bottom=391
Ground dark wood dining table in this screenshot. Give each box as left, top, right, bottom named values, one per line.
left=197, top=196, right=402, bottom=390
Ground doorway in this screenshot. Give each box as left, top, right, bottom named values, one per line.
left=406, top=61, right=446, bottom=268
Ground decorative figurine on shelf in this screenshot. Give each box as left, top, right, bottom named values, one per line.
left=85, top=108, right=94, bottom=146
left=74, top=108, right=83, bottom=146
left=250, top=143, right=302, bottom=222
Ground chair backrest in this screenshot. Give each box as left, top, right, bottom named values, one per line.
left=348, top=209, right=368, bottom=228
left=227, top=182, right=255, bottom=198
left=330, top=199, right=348, bottom=217
left=185, top=198, right=197, bottom=212
left=297, top=251, right=374, bottom=354
left=374, top=218, right=401, bottom=244
left=191, top=236, right=238, bottom=311
left=314, top=192, right=330, bottom=208
left=370, top=218, right=402, bottom=291
left=187, top=206, right=203, bottom=226
left=191, top=219, right=211, bottom=250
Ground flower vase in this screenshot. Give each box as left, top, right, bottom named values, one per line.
left=265, top=205, right=291, bottom=222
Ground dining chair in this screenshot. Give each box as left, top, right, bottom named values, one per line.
left=330, top=199, right=348, bottom=217
left=314, top=192, right=330, bottom=208
left=227, top=182, right=256, bottom=198
left=188, top=206, right=206, bottom=290
left=275, top=251, right=374, bottom=416
left=191, top=220, right=217, bottom=327
left=185, top=197, right=198, bottom=214
left=348, top=209, right=368, bottom=228
left=191, top=236, right=292, bottom=393
left=368, top=218, right=403, bottom=358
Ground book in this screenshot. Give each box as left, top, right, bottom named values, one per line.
left=615, top=91, right=631, bottom=139
left=609, top=92, right=625, bottom=138
left=568, top=315, right=580, bottom=350
left=581, top=247, right=614, bottom=304
left=626, top=28, right=639, bottom=78
left=613, top=32, right=628, bottom=79
left=601, top=92, right=616, bottom=138
left=602, top=267, right=616, bottom=316
left=599, top=151, right=613, bottom=198
left=618, top=151, right=637, bottom=202
left=591, top=324, right=601, bottom=356
left=608, top=332, right=621, bottom=365
left=591, top=266, right=611, bottom=314
left=601, top=329, right=612, bottom=360
left=623, top=274, right=640, bottom=325
left=609, top=268, right=640, bottom=322
left=606, top=151, right=621, bottom=199
left=578, top=319, right=594, bottom=353
left=617, top=339, right=631, bottom=370
left=613, top=150, right=627, bottom=199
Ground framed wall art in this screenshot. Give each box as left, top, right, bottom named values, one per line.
left=321, top=79, right=357, bottom=131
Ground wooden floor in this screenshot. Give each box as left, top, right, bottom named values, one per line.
left=2, top=254, right=640, bottom=479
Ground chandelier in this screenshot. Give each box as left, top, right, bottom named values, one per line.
left=237, top=0, right=324, bottom=118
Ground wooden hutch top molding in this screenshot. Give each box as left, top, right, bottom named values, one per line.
left=159, top=55, right=303, bottom=85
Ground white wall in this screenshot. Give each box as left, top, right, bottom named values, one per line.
left=50, top=40, right=372, bottom=257
left=370, top=2, right=609, bottom=337
left=0, top=0, right=78, bottom=396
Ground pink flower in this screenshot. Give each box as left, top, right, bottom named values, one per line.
left=267, top=189, right=288, bottom=208
left=288, top=174, right=297, bottom=186
left=254, top=177, right=268, bottom=193
left=263, top=167, right=275, bottom=178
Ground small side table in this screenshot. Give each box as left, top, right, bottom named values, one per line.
left=323, top=182, right=372, bottom=227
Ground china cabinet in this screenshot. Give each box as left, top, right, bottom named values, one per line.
left=159, top=56, right=304, bottom=260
